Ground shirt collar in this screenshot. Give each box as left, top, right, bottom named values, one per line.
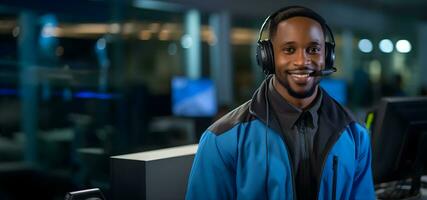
left=268, top=76, right=323, bottom=129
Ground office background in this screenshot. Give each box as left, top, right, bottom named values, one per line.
left=0, top=0, right=426, bottom=199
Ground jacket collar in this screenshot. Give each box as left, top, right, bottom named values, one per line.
left=248, top=75, right=356, bottom=135
left=248, top=75, right=282, bottom=134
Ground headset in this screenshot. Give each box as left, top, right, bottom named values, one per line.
left=256, top=6, right=337, bottom=76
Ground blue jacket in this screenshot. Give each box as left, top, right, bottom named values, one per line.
left=186, top=80, right=375, bottom=200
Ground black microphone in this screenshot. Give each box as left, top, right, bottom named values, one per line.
left=309, top=67, right=337, bottom=77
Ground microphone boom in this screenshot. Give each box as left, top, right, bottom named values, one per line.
left=309, top=67, right=337, bottom=77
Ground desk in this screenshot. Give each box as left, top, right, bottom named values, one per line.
left=110, top=144, right=197, bottom=200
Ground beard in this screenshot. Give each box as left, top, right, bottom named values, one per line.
left=276, top=74, right=320, bottom=99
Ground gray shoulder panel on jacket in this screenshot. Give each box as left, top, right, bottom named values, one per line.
left=208, top=101, right=255, bottom=135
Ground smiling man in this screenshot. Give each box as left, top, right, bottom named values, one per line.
left=272, top=16, right=324, bottom=107
left=186, top=6, right=375, bottom=200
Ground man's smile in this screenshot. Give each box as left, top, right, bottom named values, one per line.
left=287, top=69, right=315, bottom=84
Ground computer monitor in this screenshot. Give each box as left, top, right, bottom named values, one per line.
left=319, top=78, right=347, bottom=105
left=366, top=96, right=427, bottom=184
left=171, top=76, right=217, bottom=117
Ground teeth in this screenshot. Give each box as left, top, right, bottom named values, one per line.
left=291, top=74, right=309, bottom=78
left=288, top=69, right=314, bottom=74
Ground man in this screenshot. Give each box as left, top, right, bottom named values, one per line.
left=186, top=6, right=375, bottom=200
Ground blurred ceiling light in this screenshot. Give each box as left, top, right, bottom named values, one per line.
left=122, top=22, right=135, bottom=35
left=181, top=34, right=193, bottom=48
left=201, top=26, right=217, bottom=46
left=0, top=20, right=16, bottom=32
left=358, top=39, right=373, bottom=53
left=74, top=24, right=108, bottom=34
left=396, top=39, right=411, bottom=53
left=56, top=24, right=109, bottom=37
left=379, top=39, right=393, bottom=53
left=40, top=14, right=58, bottom=38
left=41, top=26, right=57, bottom=37
left=164, top=23, right=181, bottom=40
left=158, top=29, right=171, bottom=41
left=231, top=28, right=257, bottom=45
left=109, top=23, right=121, bottom=34
left=139, top=30, right=152, bottom=40
left=40, top=21, right=186, bottom=41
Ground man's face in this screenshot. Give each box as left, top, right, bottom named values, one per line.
left=272, top=17, right=325, bottom=99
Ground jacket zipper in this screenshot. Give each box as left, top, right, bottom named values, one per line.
left=314, top=129, right=345, bottom=200
left=332, top=155, right=338, bottom=200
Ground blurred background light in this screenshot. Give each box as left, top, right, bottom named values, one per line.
left=181, top=34, right=193, bottom=49
left=396, top=39, right=411, bottom=53
left=379, top=39, right=393, bottom=53
left=358, top=39, right=373, bottom=53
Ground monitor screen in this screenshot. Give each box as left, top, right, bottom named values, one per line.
left=367, top=97, right=427, bottom=183
left=171, top=77, right=217, bottom=117
left=320, top=79, right=347, bottom=105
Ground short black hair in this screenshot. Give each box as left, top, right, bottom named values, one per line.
left=268, top=6, right=327, bottom=39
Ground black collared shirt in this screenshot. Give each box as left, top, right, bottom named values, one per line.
left=268, top=76, right=323, bottom=200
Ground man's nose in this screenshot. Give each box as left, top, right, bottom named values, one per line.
left=293, top=49, right=311, bottom=66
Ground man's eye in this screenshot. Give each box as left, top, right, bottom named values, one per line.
left=308, top=47, right=321, bottom=54
left=283, top=47, right=295, bottom=54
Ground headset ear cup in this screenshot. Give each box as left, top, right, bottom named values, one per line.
left=265, top=40, right=275, bottom=74
left=256, top=40, right=275, bottom=75
left=325, top=42, right=335, bottom=68
left=256, top=42, right=264, bottom=70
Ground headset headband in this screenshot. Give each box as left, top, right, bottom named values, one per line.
left=257, top=6, right=335, bottom=46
